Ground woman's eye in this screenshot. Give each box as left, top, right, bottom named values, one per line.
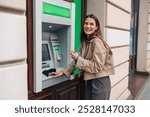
left=90, top=23, right=94, bottom=26
left=85, top=22, right=88, bottom=25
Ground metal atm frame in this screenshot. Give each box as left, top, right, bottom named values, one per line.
left=33, top=0, right=75, bottom=93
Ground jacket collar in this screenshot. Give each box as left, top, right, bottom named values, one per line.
left=85, top=36, right=98, bottom=43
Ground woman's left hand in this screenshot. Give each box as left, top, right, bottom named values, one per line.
left=68, top=49, right=79, bottom=60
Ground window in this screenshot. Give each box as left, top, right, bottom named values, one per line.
left=129, top=0, right=139, bottom=75
left=42, top=43, right=51, bottom=61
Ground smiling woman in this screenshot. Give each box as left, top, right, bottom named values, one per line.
left=83, top=17, right=98, bottom=36
left=50, top=14, right=115, bottom=100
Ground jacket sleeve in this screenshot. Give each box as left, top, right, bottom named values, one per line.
left=61, top=45, right=83, bottom=77
left=76, top=39, right=107, bottom=73
left=61, top=60, right=76, bottom=77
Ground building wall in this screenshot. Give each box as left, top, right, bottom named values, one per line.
left=137, top=0, right=149, bottom=72
left=87, top=0, right=131, bottom=99
left=87, top=0, right=105, bottom=35
left=0, top=0, right=27, bottom=99
left=146, top=0, right=150, bottom=72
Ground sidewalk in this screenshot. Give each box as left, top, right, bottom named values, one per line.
left=136, top=77, right=150, bottom=100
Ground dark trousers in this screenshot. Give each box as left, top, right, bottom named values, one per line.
left=84, top=76, right=111, bottom=100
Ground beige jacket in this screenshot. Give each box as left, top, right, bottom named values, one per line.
left=62, top=37, right=115, bottom=80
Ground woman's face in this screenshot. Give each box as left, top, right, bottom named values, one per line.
left=84, top=17, right=98, bottom=36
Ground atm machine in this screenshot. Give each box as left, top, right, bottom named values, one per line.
left=33, top=0, right=75, bottom=93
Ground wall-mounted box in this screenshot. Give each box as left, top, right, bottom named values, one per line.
left=33, top=0, right=75, bottom=93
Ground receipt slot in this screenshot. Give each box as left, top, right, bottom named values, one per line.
left=33, top=0, right=75, bottom=93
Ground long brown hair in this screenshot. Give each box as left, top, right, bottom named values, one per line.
left=80, top=14, right=112, bottom=53
left=81, top=14, right=102, bottom=42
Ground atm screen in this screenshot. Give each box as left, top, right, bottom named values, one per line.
left=42, top=44, right=51, bottom=61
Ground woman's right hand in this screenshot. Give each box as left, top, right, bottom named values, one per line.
left=49, top=71, right=64, bottom=77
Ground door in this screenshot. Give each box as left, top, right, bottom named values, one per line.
left=129, top=0, right=140, bottom=76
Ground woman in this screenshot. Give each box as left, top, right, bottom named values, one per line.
left=50, top=14, right=115, bottom=100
